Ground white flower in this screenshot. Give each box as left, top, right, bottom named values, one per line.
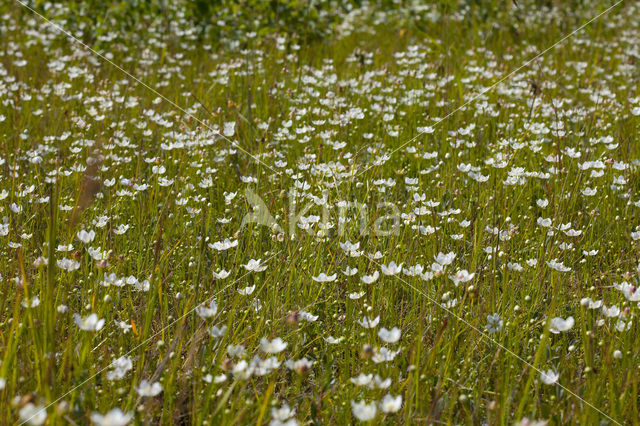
left=380, top=261, right=403, bottom=276
left=357, top=316, right=380, bottom=329
left=223, top=121, right=236, bottom=137
left=238, top=285, right=256, bottom=295
left=374, top=375, right=392, bottom=389
left=77, top=229, right=96, bottom=244
left=213, top=269, right=230, bottom=279
left=342, top=266, right=358, bottom=276
left=227, top=344, right=246, bottom=357
left=339, top=241, right=360, bottom=252
left=90, top=408, right=133, bottom=426
left=196, top=300, right=218, bottom=318
left=361, top=271, right=380, bottom=284
left=615, top=319, right=631, bottom=332
left=350, top=373, right=373, bottom=386
left=260, top=337, right=287, bottom=354
left=549, top=316, right=574, bottom=333
left=21, top=296, right=40, bottom=308
left=378, top=327, right=401, bottom=343
left=312, top=273, right=337, bottom=282
left=87, top=247, right=108, bottom=261
left=516, top=418, right=547, bottom=426
left=434, top=251, right=456, bottom=266
left=602, top=305, right=620, bottom=318
left=136, top=380, right=162, bottom=397
left=485, top=314, right=503, bottom=334
left=19, top=403, right=47, bottom=426
left=57, top=258, right=80, bottom=271
left=380, top=394, right=402, bottom=413
left=351, top=400, right=377, bottom=421
left=546, top=259, right=571, bottom=272
left=106, top=356, right=133, bottom=380
left=285, top=357, right=313, bottom=372
left=209, top=238, right=238, bottom=251
left=74, top=313, right=105, bottom=331
left=232, top=360, right=252, bottom=379
left=271, top=403, right=295, bottom=421
left=208, top=325, right=227, bottom=338
left=299, top=311, right=318, bottom=322
left=580, top=297, right=602, bottom=309
left=349, top=291, right=365, bottom=300
left=243, top=258, right=267, bottom=272
left=540, top=369, right=559, bottom=385
left=403, top=264, right=424, bottom=276
left=449, top=269, right=475, bottom=286
left=114, top=224, right=129, bottom=235
left=537, top=217, right=552, bottom=227
left=507, top=262, right=524, bottom=272
left=372, top=346, right=400, bottom=363
left=270, top=418, right=298, bottom=426
left=323, top=336, right=344, bottom=344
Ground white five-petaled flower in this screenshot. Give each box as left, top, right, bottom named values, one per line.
left=546, top=259, right=571, bottom=272
left=77, top=229, right=96, bottom=244
left=380, top=261, right=403, bottom=276
left=213, top=269, right=230, bottom=279
left=209, top=238, right=238, bottom=251
left=324, top=335, right=344, bottom=344
left=271, top=403, right=295, bottom=422
left=434, top=251, right=456, bottom=266
left=90, top=408, right=133, bottom=426
left=285, top=357, right=314, bottom=372
left=21, top=296, right=40, bottom=308
left=449, top=269, right=475, bottom=286
left=243, top=258, right=267, bottom=272
left=57, top=258, right=81, bottom=272
left=485, top=313, right=503, bottom=334
left=540, top=369, right=559, bottom=385
left=223, top=121, right=236, bottom=137
left=361, top=271, right=380, bottom=284
left=549, top=316, right=574, bottom=333
left=378, top=327, right=401, bottom=343
left=260, top=337, right=288, bottom=353
left=312, top=273, right=337, bottom=282
left=342, top=266, right=358, bottom=276
left=136, top=380, right=162, bottom=397
left=349, top=291, right=365, bottom=300
left=106, top=356, right=133, bottom=381
left=74, top=313, right=105, bottom=331
left=19, top=403, right=47, bottom=426
left=351, top=373, right=373, bottom=386
left=196, top=300, right=218, bottom=318
left=380, top=394, right=402, bottom=413
left=537, top=217, right=552, bottom=227
left=209, top=324, right=227, bottom=338
left=357, top=316, right=380, bottom=329
left=351, top=400, right=377, bottom=421
left=238, top=285, right=256, bottom=295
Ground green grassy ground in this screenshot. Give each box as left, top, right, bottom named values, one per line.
left=1, top=0, right=639, bottom=424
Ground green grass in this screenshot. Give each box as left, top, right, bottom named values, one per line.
left=1, top=0, right=639, bottom=424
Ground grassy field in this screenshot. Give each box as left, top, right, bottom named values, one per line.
left=1, top=0, right=639, bottom=424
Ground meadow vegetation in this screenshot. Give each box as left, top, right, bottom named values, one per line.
left=0, top=0, right=639, bottom=424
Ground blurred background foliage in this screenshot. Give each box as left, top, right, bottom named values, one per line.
left=26, top=0, right=595, bottom=47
